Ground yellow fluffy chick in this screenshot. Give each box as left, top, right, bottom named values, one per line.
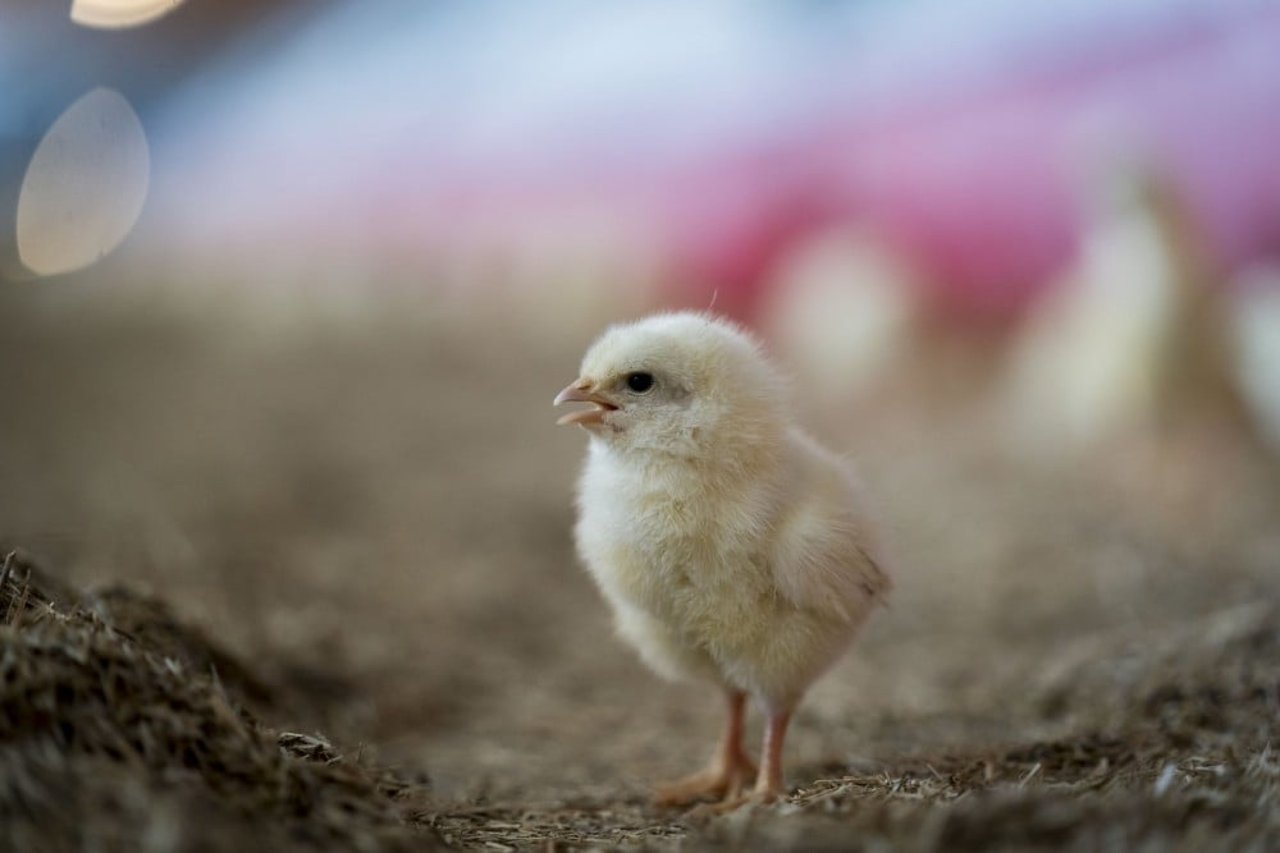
left=554, top=312, right=891, bottom=808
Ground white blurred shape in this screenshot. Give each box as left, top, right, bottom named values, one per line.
left=70, top=0, right=183, bottom=30
left=1009, top=172, right=1174, bottom=447
left=16, top=88, right=150, bottom=276
left=766, top=230, right=917, bottom=400
left=1006, top=166, right=1243, bottom=454
left=1232, top=267, right=1280, bottom=453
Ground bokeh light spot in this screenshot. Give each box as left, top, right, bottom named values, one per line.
left=70, top=0, right=184, bottom=30
left=16, top=87, right=150, bottom=277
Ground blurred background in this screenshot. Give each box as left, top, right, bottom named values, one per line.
left=2, top=0, right=1279, bottom=818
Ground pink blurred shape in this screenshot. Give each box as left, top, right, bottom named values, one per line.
left=151, top=1, right=1280, bottom=319
left=662, top=6, right=1280, bottom=317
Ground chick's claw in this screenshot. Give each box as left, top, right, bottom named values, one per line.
left=653, top=753, right=757, bottom=807
left=682, top=787, right=785, bottom=819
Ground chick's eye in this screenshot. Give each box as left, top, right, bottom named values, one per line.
left=626, top=372, right=655, bottom=393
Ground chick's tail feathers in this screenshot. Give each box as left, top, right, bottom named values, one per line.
left=856, top=543, right=894, bottom=610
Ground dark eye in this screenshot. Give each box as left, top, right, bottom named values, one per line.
left=626, top=372, right=654, bottom=393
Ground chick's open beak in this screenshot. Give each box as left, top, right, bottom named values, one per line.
left=554, top=381, right=618, bottom=426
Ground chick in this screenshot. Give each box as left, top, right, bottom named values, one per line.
left=1006, top=166, right=1248, bottom=455
left=554, top=312, right=891, bottom=808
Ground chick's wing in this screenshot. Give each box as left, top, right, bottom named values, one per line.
left=768, top=432, right=892, bottom=624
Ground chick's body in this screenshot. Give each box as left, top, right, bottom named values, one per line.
left=577, top=425, right=886, bottom=708
left=556, top=312, right=890, bottom=807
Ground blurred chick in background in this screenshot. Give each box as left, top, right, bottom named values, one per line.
left=1006, top=166, right=1248, bottom=456
left=554, top=312, right=891, bottom=809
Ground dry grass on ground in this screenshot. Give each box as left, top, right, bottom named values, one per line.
left=1, top=292, right=1277, bottom=850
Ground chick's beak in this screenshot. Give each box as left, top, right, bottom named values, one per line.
left=554, top=380, right=618, bottom=426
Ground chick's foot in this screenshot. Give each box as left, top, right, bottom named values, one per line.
left=653, top=751, right=758, bottom=807
left=683, top=785, right=784, bottom=818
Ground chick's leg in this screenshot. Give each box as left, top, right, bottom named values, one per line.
left=653, top=690, right=757, bottom=806
left=752, top=708, right=792, bottom=802
left=682, top=707, right=794, bottom=816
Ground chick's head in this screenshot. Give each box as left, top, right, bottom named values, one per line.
left=554, top=312, right=787, bottom=456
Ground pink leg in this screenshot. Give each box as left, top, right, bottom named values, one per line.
left=654, top=690, right=758, bottom=806
left=683, top=705, right=794, bottom=815
left=753, top=708, right=792, bottom=802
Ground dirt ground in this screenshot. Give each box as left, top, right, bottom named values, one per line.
left=1, top=287, right=1278, bottom=850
